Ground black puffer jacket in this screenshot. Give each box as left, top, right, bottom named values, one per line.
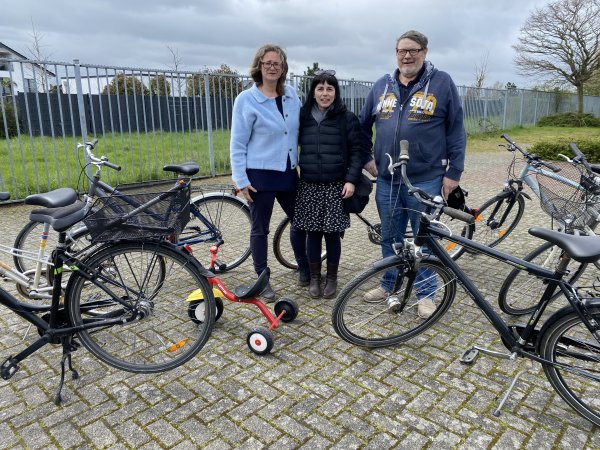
left=298, top=106, right=365, bottom=185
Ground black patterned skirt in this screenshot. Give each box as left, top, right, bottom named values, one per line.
left=293, top=180, right=350, bottom=233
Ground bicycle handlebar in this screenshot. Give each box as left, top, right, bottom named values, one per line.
left=501, top=134, right=562, bottom=173
left=77, top=139, right=122, bottom=172
left=389, top=140, right=475, bottom=225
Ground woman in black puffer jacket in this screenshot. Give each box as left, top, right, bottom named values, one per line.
left=294, top=70, right=366, bottom=298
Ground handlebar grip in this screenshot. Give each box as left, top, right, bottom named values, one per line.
left=399, top=140, right=410, bottom=160
left=501, top=133, right=512, bottom=142
left=104, top=161, right=122, bottom=171
left=542, top=161, right=562, bottom=173
left=442, top=206, right=475, bottom=224
left=569, top=142, right=585, bottom=159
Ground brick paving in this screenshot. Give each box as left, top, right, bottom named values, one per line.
left=1, top=148, right=600, bottom=449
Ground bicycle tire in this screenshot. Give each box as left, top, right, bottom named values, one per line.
left=14, top=220, right=93, bottom=271
left=498, top=241, right=587, bottom=315
left=537, top=306, right=600, bottom=427
left=272, top=217, right=326, bottom=270
left=66, top=240, right=215, bottom=373
left=454, top=193, right=525, bottom=258
left=331, top=256, right=456, bottom=347
left=184, top=194, right=251, bottom=272
left=432, top=214, right=475, bottom=260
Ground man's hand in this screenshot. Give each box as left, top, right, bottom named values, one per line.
left=442, top=177, right=459, bottom=200
left=363, top=160, right=378, bottom=177
left=239, top=185, right=257, bottom=203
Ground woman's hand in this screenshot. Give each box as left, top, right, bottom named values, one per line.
left=240, top=185, right=257, bottom=203
left=341, top=182, right=355, bottom=199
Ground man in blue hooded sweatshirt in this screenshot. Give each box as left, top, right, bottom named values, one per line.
left=359, top=30, right=466, bottom=319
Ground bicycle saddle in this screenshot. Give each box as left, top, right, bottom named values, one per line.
left=233, top=267, right=270, bottom=300
left=29, top=201, right=87, bottom=232
left=529, top=227, right=600, bottom=263
left=24, top=188, right=78, bottom=208
left=163, top=163, right=199, bottom=176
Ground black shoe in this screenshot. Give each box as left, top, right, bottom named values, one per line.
left=261, top=282, right=277, bottom=303
left=298, top=265, right=310, bottom=287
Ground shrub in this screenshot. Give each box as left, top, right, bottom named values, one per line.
left=531, top=138, right=600, bottom=162
left=537, top=112, right=600, bottom=127
left=0, top=97, right=18, bottom=139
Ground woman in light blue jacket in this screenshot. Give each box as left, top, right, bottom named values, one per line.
left=230, top=44, right=308, bottom=300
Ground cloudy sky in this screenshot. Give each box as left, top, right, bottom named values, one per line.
left=3, top=0, right=553, bottom=88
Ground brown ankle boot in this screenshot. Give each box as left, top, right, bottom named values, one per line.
left=323, top=264, right=338, bottom=299
left=308, top=262, right=322, bottom=298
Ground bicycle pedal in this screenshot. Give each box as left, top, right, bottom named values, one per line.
left=460, top=348, right=479, bottom=364
left=1, top=356, right=20, bottom=380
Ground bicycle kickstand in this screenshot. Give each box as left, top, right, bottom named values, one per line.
left=54, top=336, right=80, bottom=405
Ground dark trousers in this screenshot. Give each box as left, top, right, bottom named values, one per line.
left=249, top=190, right=307, bottom=275
left=307, top=231, right=342, bottom=266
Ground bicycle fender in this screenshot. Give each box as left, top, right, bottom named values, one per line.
left=191, top=191, right=248, bottom=207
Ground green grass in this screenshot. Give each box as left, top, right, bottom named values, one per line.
left=466, top=126, right=600, bottom=153
left=1, top=130, right=231, bottom=198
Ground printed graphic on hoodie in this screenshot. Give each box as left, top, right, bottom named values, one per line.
left=407, top=92, right=437, bottom=122
left=375, top=93, right=398, bottom=120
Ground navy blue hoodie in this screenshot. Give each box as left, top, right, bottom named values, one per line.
left=359, top=61, right=466, bottom=184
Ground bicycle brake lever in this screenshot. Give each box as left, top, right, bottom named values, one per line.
left=385, top=153, right=403, bottom=175
left=557, top=153, right=572, bottom=163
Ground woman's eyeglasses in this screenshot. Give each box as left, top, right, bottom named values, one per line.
left=261, top=61, right=282, bottom=69
left=314, top=69, right=336, bottom=76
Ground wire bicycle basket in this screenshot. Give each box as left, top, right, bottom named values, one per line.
left=537, top=162, right=600, bottom=229
left=83, top=187, right=190, bottom=242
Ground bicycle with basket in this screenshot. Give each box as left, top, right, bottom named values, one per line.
left=0, top=176, right=216, bottom=404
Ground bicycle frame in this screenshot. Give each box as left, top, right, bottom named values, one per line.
left=407, top=216, right=600, bottom=360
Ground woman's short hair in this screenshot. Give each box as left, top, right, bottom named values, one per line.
left=249, top=44, right=289, bottom=96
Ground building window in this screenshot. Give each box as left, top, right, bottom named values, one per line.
left=25, top=78, right=37, bottom=93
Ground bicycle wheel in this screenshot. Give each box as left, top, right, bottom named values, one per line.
left=459, top=193, right=525, bottom=257
left=66, top=240, right=215, bottom=373
left=183, top=194, right=251, bottom=271
left=332, top=257, right=456, bottom=347
left=14, top=220, right=92, bottom=273
left=273, top=217, right=326, bottom=270
left=498, top=242, right=587, bottom=315
left=538, top=306, right=600, bottom=427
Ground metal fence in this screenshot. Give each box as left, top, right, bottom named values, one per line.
left=1, top=57, right=600, bottom=199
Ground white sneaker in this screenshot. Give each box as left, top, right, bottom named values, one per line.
left=363, top=286, right=389, bottom=303
left=417, top=298, right=436, bottom=319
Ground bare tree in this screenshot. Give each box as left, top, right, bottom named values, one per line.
left=473, top=51, right=489, bottom=89
left=27, top=18, right=53, bottom=92
left=513, top=0, right=600, bottom=113
left=167, top=45, right=184, bottom=97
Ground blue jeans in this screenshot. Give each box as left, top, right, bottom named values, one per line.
left=376, top=176, right=443, bottom=297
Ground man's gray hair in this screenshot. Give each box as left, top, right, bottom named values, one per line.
left=396, top=30, right=428, bottom=49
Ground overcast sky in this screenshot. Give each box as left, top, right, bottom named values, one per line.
left=3, top=0, right=553, bottom=89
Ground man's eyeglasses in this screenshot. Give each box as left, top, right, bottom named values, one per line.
left=396, top=48, right=423, bottom=57
left=314, top=69, right=336, bottom=76
left=261, top=61, right=282, bottom=69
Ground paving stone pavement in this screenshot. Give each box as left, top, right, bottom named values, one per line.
left=1, top=147, right=600, bottom=449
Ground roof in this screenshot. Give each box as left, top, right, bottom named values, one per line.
left=0, top=42, right=56, bottom=77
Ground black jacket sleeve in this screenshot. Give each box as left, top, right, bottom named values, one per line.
left=344, top=111, right=367, bottom=185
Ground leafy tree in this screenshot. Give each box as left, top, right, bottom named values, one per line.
left=304, top=63, right=321, bottom=77
left=102, top=73, right=149, bottom=96
left=513, top=0, right=600, bottom=113
left=186, top=64, right=243, bottom=97
left=150, top=74, right=171, bottom=96
left=505, top=82, right=517, bottom=90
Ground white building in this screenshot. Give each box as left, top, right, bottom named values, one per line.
left=0, top=42, right=56, bottom=94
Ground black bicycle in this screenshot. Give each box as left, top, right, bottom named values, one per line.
left=332, top=140, right=600, bottom=426
left=272, top=200, right=474, bottom=269
left=0, top=178, right=215, bottom=404
left=13, top=140, right=251, bottom=276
